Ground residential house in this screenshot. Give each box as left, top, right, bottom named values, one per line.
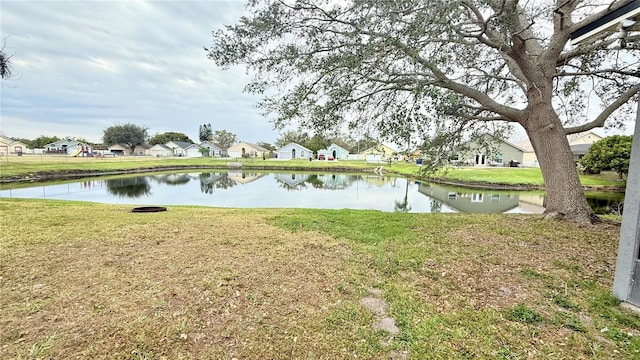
left=200, top=141, right=228, bottom=157
left=456, top=135, right=524, bottom=166
left=185, top=143, right=205, bottom=158
left=0, top=135, right=29, bottom=155
left=227, top=142, right=269, bottom=158
left=275, top=142, right=314, bottom=160
left=317, top=143, right=350, bottom=160
left=149, top=144, right=173, bottom=157
left=516, top=131, right=603, bottom=167
left=133, top=143, right=152, bottom=156
left=570, top=143, right=593, bottom=162
left=165, top=141, right=194, bottom=157
left=107, top=144, right=133, bottom=156
left=44, top=138, right=90, bottom=155
left=361, top=143, right=399, bottom=160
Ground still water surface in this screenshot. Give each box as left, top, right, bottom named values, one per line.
left=0, top=171, right=624, bottom=214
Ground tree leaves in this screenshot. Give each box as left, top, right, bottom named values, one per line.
left=579, top=135, right=633, bottom=179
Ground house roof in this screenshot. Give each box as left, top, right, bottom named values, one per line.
left=567, top=130, right=602, bottom=143
left=570, top=143, right=592, bottom=155
left=44, top=138, right=87, bottom=147
left=0, top=135, right=29, bottom=148
left=135, top=143, right=152, bottom=149
left=514, top=138, right=534, bottom=152
left=151, top=144, right=172, bottom=150
left=276, top=142, right=313, bottom=153
left=167, top=141, right=194, bottom=149
left=230, top=141, right=269, bottom=152
left=516, top=131, right=603, bottom=152
left=200, top=141, right=228, bottom=150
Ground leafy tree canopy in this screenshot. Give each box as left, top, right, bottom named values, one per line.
left=149, top=132, right=194, bottom=145
left=1, top=41, right=13, bottom=80
left=207, top=0, right=640, bottom=224
left=213, top=130, right=237, bottom=148
left=103, top=123, right=149, bottom=148
left=256, top=141, right=276, bottom=151
left=199, top=123, right=213, bottom=142
left=275, top=130, right=310, bottom=148
left=580, top=135, right=633, bottom=179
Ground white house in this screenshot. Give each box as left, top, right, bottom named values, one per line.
left=44, top=139, right=91, bottom=155
left=165, top=141, right=193, bottom=157
left=185, top=143, right=205, bottom=158
left=276, top=142, right=314, bottom=160
left=150, top=144, right=173, bottom=157
left=200, top=141, right=228, bottom=157
left=133, top=143, right=153, bottom=156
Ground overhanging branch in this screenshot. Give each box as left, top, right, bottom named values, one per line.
left=564, top=83, right=640, bottom=134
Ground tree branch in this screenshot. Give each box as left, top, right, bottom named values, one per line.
left=564, top=83, right=640, bottom=134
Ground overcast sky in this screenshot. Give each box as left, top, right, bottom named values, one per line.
left=1, top=0, right=279, bottom=144
left=1, top=1, right=636, bottom=146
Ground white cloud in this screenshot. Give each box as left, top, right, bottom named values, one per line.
left=0, top=0, right=277, bottom=144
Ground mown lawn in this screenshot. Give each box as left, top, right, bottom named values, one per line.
left=0, top=155, right=624, bottom=188
left=1, top=199, right=638, bottom=359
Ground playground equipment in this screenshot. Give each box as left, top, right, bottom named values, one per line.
left=70, top=148, right=82, bottom=157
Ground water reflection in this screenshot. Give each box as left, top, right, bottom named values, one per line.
left=106, top=177, right=151, bottom=198
left=394, top=180, right=411, bottom=212
left=418, top=183, right=524, bottom=213
left=199, top=172, right=237, bottom=194
left=152, top=173, right=193, bottom=185
left=0, top=171, right=624, bottom=214
left=274, top=173, right=360, bottom=190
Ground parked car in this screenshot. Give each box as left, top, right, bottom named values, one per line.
left=318, top=154, right=326, bottom=160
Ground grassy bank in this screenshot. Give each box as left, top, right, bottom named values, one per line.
left=0, top=154, right=624, bottom=189
left=1, top=199, right=637, bottom=358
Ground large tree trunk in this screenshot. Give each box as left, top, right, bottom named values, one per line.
left=524, top=104, right=596, bottom=225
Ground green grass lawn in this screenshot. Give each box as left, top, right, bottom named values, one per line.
left=0, top=154, right=624, bottom=188
left=1, top=199, right=637, bottom=358
left=437, top=167, right=624, bottom=187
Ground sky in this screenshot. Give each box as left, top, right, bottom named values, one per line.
left=0, top=1, right=636, bottom=146
left=1, top=0, right=278, bottom=144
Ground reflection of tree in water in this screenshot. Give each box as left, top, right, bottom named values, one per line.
left=106, top=177, right=151, bottom=198
left=305, top=174, right=325, bottom=189
left=430, top=199, right=443, bottom=213
left=587, top=197, right=624, bottom=215
left=199, top=172, right=237, bottom=194
left=310, top=174, right=360, bottom=190
left=394, top=179, right=412, bottom=212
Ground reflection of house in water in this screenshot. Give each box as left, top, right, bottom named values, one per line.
left=315, top=174, right=359, bottom=189
left=517, top=193, right=546, bottom=213
left=360, top=174, right=395, bottom=187
left=274, top=173, right=310, bottom=189
left=227, top=170, right=266, bottom=184
left=418, top=183, right=521, bottom=213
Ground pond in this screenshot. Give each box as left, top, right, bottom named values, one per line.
left=0, top=170, right=625, bottom=214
